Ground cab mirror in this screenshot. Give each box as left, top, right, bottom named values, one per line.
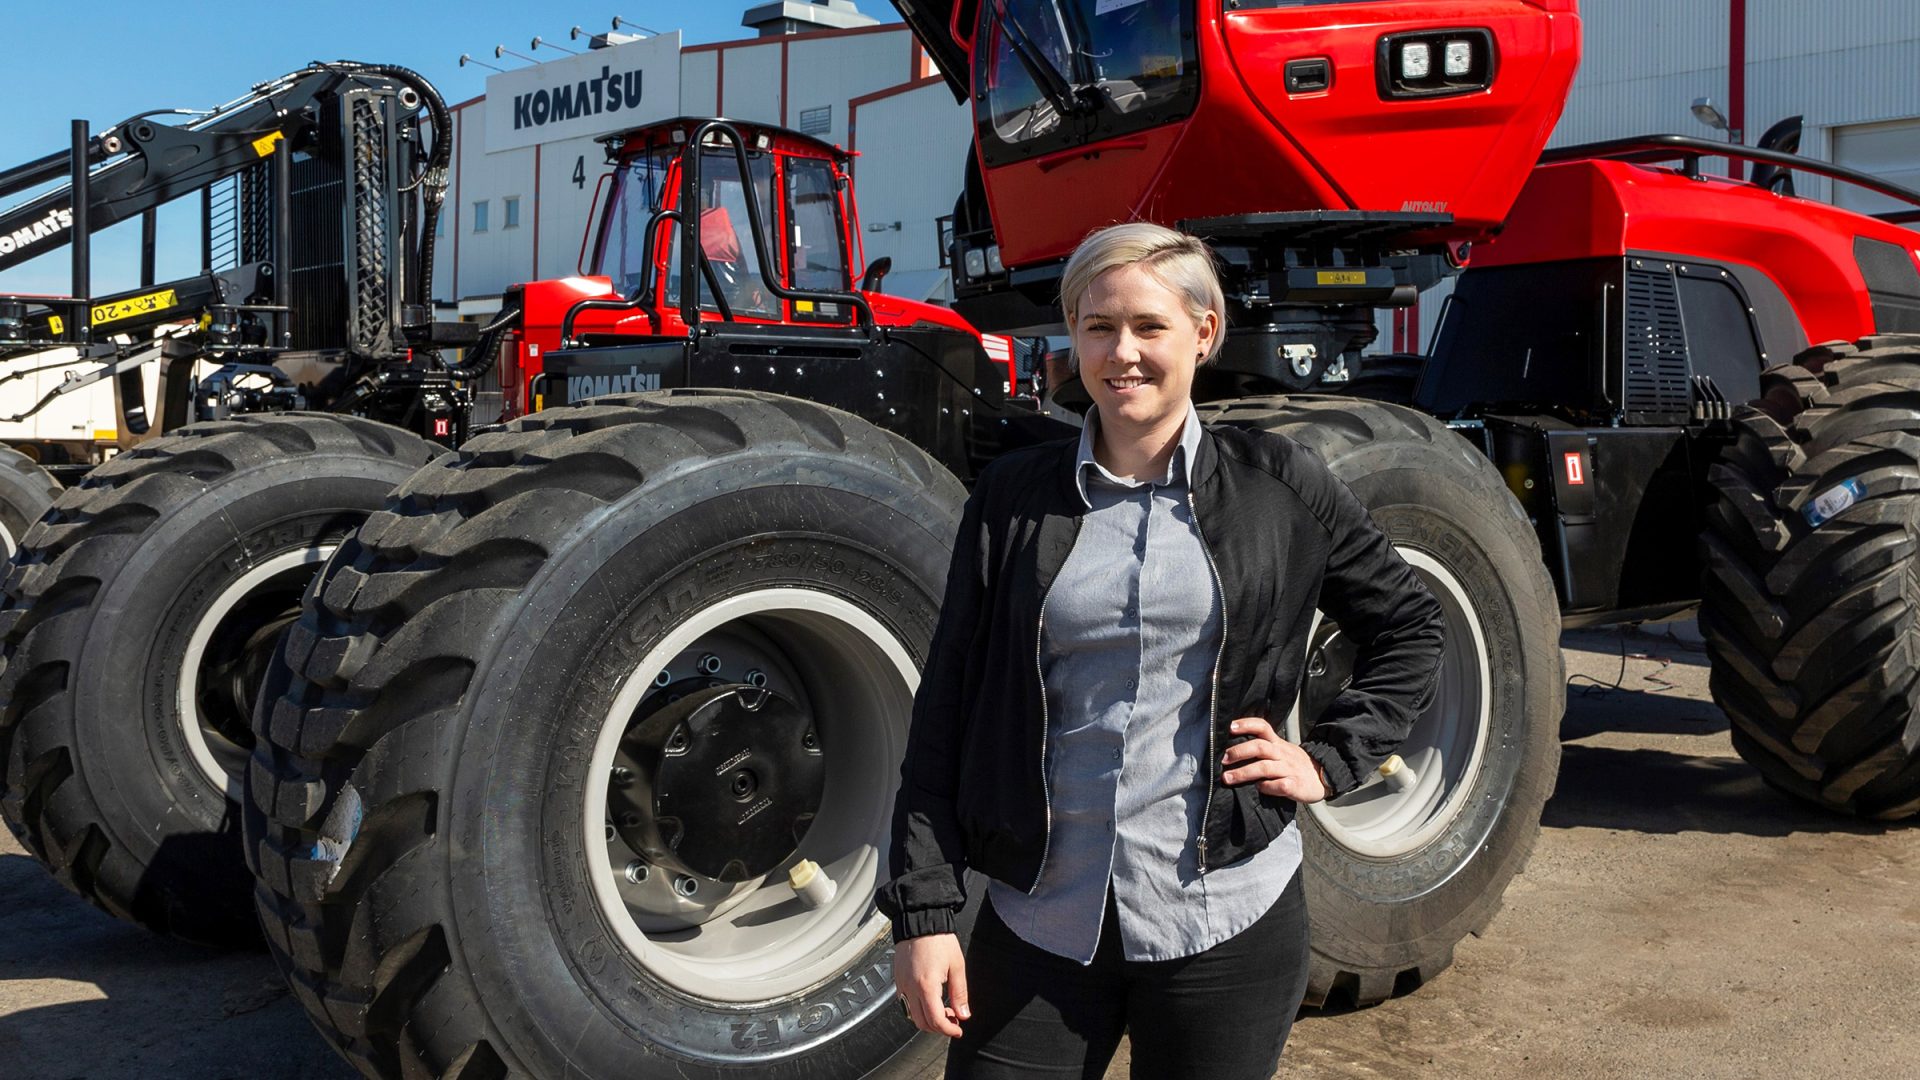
left=860, top=256, right=893, bottom=293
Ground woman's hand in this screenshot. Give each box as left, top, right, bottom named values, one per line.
left=894, top=932, right=970, bottom=1037
left=1220, top=717, right=1329, bottom=804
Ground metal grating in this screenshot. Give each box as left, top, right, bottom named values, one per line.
left=239, top=162, right=273, bottom=265
left=288, top=154, right=346, bottom=351
left=348, top=95, right=397, bottom=358
left=1622, top=263, right=1691, bottom=422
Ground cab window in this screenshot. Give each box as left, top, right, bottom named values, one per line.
left=977, top=0, right=1198, bottom=165
left=785, top=157, right=851, bottom=321
left=664, top=148, right=781, bottom=320
left=594, top=147, right=676, bottom=299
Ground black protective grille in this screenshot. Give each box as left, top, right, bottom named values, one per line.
left=287, top=154, right=346, bottom=351
left=1622, top=264, right=1691, bottom=424
left=348, top=95, right=398, bottom=359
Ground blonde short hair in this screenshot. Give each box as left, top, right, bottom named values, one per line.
left=1059, top=222, right=1227, bottom=366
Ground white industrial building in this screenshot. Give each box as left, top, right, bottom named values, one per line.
left=435, top=2, right=968, bottom=321
left=435, top=1, right=1920, bottom=358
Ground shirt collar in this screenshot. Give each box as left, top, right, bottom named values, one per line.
left=1073, top=402, right=1204, bottom=508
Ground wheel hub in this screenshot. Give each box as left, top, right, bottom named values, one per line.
left=609, top=682, right=824, bottom=883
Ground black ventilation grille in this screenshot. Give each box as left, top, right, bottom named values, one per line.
left=1622, top=262, right=1691, bottom=424
left=287, top=153, right=346, bottom=351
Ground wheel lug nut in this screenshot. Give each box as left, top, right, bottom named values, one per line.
left=620, top=812, right=642, bottom=829
left=674, top=875, right=700, bottom=897
left=745, top=669, right=767, bottom=687
left=698, top=653, right=722, bottom=675
left=624, top=860, right=650, bottom=884
left=612, top=766, right=634, bottom=787
left=653, top=669, right=673, bottom=687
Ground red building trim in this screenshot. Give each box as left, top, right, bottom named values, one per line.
left=781, top=40, right=791, bottom=126
left=1729, top=0, right=1748, bottom=180
left=716, top=46, right=726, bottom=114
left=532, top=144, right=542, bottom=279
left=910, top=38, right=924, bottom=81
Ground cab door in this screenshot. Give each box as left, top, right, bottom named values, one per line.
left=782, top=155, right=857, bottom=325
left=972, top=0, right=1199, bottom=267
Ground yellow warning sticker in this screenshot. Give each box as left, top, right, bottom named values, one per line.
left=47, top=315, right=64, bottom=335
left=93, top=429, right=119, bottom=441
left=253, top=131, right=285, bottom=158
left=91, top=288, right=177, bottom=326
left=1316, top=271, right=1368, bottom=286
left=795, top=300, right=815, bottom=313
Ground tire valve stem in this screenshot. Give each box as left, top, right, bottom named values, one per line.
left=1379, top=754, right=1417, bottom=793
left=787, top=859, right=838, bottom=909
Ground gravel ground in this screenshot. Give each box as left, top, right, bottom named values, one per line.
left=3, top=620, right=1916, bottom=1079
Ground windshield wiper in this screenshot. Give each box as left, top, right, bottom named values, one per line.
left=991, top=0, right=1092, bottom=119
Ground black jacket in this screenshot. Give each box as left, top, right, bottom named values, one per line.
left=876, top=421, right=1446, bottom=940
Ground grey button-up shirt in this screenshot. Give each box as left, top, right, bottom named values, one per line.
left=987, top=403, right=1302, bottom=964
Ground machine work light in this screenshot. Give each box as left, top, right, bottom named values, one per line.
left=1444, top=40, right=1474, bottom=77
left=1400, top=42, right=1431, bottom=80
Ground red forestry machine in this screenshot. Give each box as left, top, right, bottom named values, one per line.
left=6, top=2, right=1920, bottom=1078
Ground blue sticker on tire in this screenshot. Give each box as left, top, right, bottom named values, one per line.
left=1803, top=477, right=1866, bottom=527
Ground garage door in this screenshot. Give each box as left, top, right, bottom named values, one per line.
left=1832, top=117, right=1920, bottom=217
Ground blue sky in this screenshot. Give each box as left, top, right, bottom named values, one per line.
left=0, top=1, right=901, bottom=297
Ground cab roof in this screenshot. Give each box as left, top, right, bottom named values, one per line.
left=598, top=116, right=852, bottom=162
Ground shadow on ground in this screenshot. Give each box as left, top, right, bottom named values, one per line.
left=0, top=845, right=348, bottom=1080
left=1540, top=744, right=1889, bottom=839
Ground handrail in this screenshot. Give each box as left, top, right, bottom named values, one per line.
left=681, top=120, right=877, bottom=338
left=1541, top=133, right=1920, bottom=220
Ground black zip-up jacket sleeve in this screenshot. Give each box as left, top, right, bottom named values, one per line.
left=1293, top=458, right=1448, bottom=798
left=874, top=482, right=989, bottom=940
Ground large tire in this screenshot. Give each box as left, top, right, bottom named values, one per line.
left=1199, top=395, right=1564, bottom=1007
left=0, top=446, right=61, bottom=558
left=0, top=413, right=443, bottom=945
left=247, top=390, right=967, bottom=1079
left=1700, top=335, right=1920, bottom=819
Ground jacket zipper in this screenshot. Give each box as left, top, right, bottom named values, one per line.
left=1188, top=489, right=1229, bottom=875
left=1027, top=516, right=1079, bottom=895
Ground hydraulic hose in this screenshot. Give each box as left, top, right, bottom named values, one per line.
left=445, top=308, right=521, bottom=382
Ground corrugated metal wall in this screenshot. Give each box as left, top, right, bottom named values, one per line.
left=1411, top=0, right=1920, bottom=349
left=847, top=81, right=975, bottom=300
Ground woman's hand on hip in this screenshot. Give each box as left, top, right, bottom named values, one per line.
left=1220, top=717, right=1328, bottom=804
left=894, top=932, right=970, bottom=1038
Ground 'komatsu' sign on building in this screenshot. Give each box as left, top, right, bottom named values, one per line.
left=483, top=32, right=683, bottom=153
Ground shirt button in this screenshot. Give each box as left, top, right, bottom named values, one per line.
left=1126, top=678, right=1137, bottom=691
left=1112, top=749, right=1122, bottom=761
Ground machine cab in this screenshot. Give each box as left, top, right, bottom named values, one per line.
left=588, top=117, right=863, bottom=332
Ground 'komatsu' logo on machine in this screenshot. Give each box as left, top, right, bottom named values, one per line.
left=0, top=208, right=73, bottom=257
left=568, top=367, right=661, bottom=401
left=514, top=66, right=644, bottom=131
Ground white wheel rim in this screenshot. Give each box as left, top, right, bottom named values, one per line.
left=177, top=546, right=334, bottom=797
left=1287, top=548, right=1491, bottom=859
left=584, top=587, right=918, bottom=1002
left=0, top=519, right=17, bottom=560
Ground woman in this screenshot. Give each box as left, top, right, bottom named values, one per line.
left=876, top=222, right=1446, bottom=1079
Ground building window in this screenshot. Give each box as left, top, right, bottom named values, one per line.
left=798, top=106, right=832, bottom=136
left=473, top=200, right=489, bottom=233
left=504, top=196, right=521, bottom=229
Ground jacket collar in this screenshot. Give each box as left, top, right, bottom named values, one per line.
left=1056, top=402, right=1219, bottom=509
left=1070, top=402, right=1205, bottom=507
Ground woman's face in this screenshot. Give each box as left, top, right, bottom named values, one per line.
left=1073, top=263, right=1216, bottom=432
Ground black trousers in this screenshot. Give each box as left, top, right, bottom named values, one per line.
left=946, top=871, right=1311, bottom=1080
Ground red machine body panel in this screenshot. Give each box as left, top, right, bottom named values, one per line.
left=975, top=0, right=1581, bottom=269
left=1478, top=158, right=1920, bottom=345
